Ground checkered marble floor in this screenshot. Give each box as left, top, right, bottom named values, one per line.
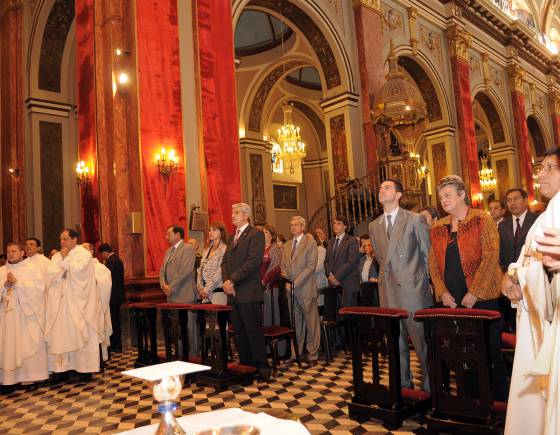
left=0, top=348, right=427, bottom=434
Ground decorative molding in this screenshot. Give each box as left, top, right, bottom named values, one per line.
left=248, top=0, right=342, bottom=90
left=419, top=25, right=442, bottom=66
left=508, top=64, right=526, bottom=94
left=408, top=7, right=418, bottom=54
left=469, top=52, right=481, bottom=76
left=447, top=24, right=471, bottom=62
left=26, top=97, right=75, bottom=116
left=549, top=91, right=560, bottom=116
left=489, top=66, right=504, bottom=92
left=353, top=0, right=381, bottom=13
left=481, top=53, right=490, bottom=86
left=381, top=6, right=403, bottom=32
left=249, top=154, right=266, bottom=225
left=320, top=92, right=359, bottom=112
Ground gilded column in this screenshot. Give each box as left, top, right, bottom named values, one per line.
left=508, top=64, right=535, bottom=201
left=352, top=0, right=383, bottom=182
left=0, top=0, right=26, bottom=244
left=447, top=24, right=481, bottom=200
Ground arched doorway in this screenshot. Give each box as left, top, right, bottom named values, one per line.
left=25, top=0, right=80, bottom=253
left=234, top=4, right=359, bottom=236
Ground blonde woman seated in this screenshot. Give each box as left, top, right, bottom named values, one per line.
left=197, top=222, right=228, bottom=305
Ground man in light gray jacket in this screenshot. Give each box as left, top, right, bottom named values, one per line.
left=159, top=224, right=198, bottom=356
left=369, top=179, right=431, bottom=391
left=281, top=216, right=320, bottom=366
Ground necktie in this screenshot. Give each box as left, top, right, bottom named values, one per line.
left=334, top=237, right=340, bottom=253
left=387, top=214, right=393, bottom=240
left=291, top=238, right=298, bottom=259
left=514, top=217, right=521, bottom=242
left=234, top=229, right=241, bottom=244
left=164, top=246, right=176, bottom=282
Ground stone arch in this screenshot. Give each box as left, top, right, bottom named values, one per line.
left=471, top=84, right=513, bottom=145
left=473, top=91, right=507, bottom=146
left=232, top=0, right=355, bottom=94
left=527, top=114, right=549, bottom=157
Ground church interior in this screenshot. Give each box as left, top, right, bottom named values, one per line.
left=1, top=0, right=560, bottom=433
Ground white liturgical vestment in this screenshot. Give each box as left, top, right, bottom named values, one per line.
left=505, top=191, right=560, bottom=435
left=93, top=258, right=112, bottom=360
left=45, top=245, right=101, bottom=373
left=0, top=260, right=48, bottom=385
left=25, top=253, right=50, bottom=280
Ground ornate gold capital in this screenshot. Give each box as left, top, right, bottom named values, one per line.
left=447, top=24, right=471, bottom=62
left=353, top=0, right=381, bottom=13
left=508, top=64, right=525, bottom=93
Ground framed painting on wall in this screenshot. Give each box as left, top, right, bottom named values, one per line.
left=273, top=184, right=298, bottom=210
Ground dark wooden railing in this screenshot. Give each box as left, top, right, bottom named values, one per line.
left=309, top=171, right=381, bottom=238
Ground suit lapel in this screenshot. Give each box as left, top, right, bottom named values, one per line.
left=334, top=234, right=347, bottom=261
left=374, top=216, right=389, bottom=258
left=386, top=209, right=407, bottom=262
left=521, top=212, right=535, bottom=239
left=290, top=235, right=304, bottom=262
left=231, top=226, right=251, bottom=252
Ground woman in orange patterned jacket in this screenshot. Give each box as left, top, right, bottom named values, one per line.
left=428, top=174, right=507, bottom=401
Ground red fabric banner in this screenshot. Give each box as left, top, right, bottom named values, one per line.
left=552, top=114, right=560, bottom=149
left=76, top=0, right=100, bottom=245
left=136, top=0, right=187, bottom=275
left=195, top=0, right=241, bottom=230
left=511, top=92, right=535, bottom=201
left=450, top=58, right=481, bottom=202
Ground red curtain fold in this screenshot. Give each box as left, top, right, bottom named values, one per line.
left=450, top=58, right=481, bottom=201
left=76, top=0, right=100, bottom=245
left=511, top=92, right=535, bottom=201
left=136, top=0, right=187, bottom=275
left=195, top=0, right=241, bottom=231
left=552, top=114, right=560, bottom=149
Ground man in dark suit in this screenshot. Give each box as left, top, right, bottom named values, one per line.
left=221, top=203, right=269, bottom=379
left=498, top=188, right=538, bottom=331
left=324, top=215, right=361, bottom=307
left=99, top=243, right=125, bottom=353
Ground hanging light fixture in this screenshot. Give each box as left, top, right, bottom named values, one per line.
left=271, top=103, right=306, bottom=174
left=268, top=8, right=306, bottom=175
left=479, top=154, right=497, bottom=195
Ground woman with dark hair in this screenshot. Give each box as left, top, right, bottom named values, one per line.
left=428, top=174, right=507, bottom=400
left=197, top=221, right=228, bottom=304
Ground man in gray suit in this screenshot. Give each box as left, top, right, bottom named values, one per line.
left=369, top=179, right=431, bottom=391
left=159, top=224, right=198, bottom=356
left=281, top=216, right=320, bottom=366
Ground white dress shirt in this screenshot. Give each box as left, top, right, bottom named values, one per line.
left=512, top=210, right=528, bottom=234
left=384, top=207, right=400, bottom=231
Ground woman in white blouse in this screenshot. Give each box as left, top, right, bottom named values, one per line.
left=197, top=221, right=228, bottom=305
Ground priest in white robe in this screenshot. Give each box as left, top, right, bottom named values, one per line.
left=502, top=149, right=560, bottom=435
left=24, top=237, right=50, bottom=278
left=45, top=229, right=102, bottom=378
left=0, top=242, right=48, bottom=388
left=82, top=243, right=112, bottom=361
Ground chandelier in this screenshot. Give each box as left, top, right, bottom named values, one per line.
left=271, top=103, right=306, bottom=174
left=479, top=154, right=497, bottom=194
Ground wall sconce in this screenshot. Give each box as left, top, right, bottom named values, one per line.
left=117, top=72, right=130, bottom=85
left=155, top=147, right=179, bottom=177
left=115, top=48, right=130, bottom=56
left=8, top=168, right=20, bottom=178
left=76, top=160, right=91, bottom=186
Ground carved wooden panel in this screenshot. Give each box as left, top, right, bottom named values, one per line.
left=432, top=142, right=448, bottom=185
left=496, top=159, right=510, bottom=200
left=329, top=114, right=349, bottom=186
left=250, top=153, right=266, bottom=225
left=39, top=121, right=64, bottom=252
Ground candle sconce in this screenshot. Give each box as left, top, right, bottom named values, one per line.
left=156, top=147, right=180, bottom=177
left=76, top=160, right=91, bottom=186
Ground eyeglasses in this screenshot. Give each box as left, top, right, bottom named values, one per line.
left=538, top=164, right=560, bottom=174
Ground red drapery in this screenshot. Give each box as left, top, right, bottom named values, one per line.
left=450, top=58, right=481, bottom=202
left=76, top=0, right=100, bottom=245
left=195, top=0, right=241, bottom=230
left=353, top=4, right=383, bottom=182
left=552, top=114, right=560, bottom=148
left=136, top=0, right=187, bottom=275
left=511, top=92, right=535, bottom=201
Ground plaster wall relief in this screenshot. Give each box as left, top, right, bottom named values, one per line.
left=381, top=3, right=404, bottom=36
left=468, top=51, right=481, bottom=80
left=418, top=23, right=443, bottom=67
left=488, top=65, right=505, bottom=93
